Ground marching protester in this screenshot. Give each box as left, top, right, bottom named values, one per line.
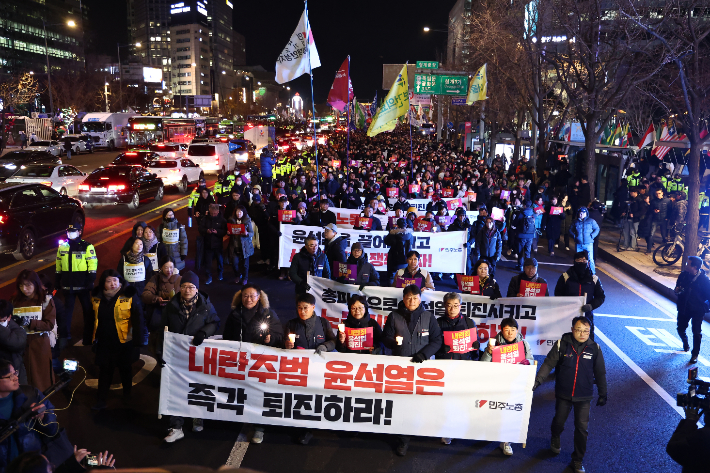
left=323, top=224, right=348, bottom=273
left=90, top=269, right=144, bottom=410
left=157, top=208, right=188, bottom=271
left=142, top=256, right=181, bottom=342
left=117, top=237, right=153, bottom=295
left=11, top=270, right=55, bottom=392
left=476, top=217, right=502, bottom=277
left=544, top=196, right=566, bottom=256
left=289, top=236, right=332, bottom=294
left=554, top=251, right=605, bottom=340
left=448, top=208, right=476, bottom=275
left=674, top=255, right=710, bottom=364
left=569, top=207, right=600, bottom=274
left=383, top=219, right=413, bottom=286
left=507, top=258, right=549, bottom=297
left=226, top=205, right=254, bottom=286
left=120, top=221, right=147, bottom=255
left=514, top=200, right=537, bottom=271
left=335, top=295, right=383, bottom=354
left=533, top=316, right=607, bottom=473
left=382, top=284, right=442, bottom=456
left=283, top=293, right=337, bottom=445
left=223, top=283, right=283, bottom=444
left=335, top=242, right=380, bottom=287
left=141, top=226, right=165, bottom=274
left=199, top=203, right=227, bottom=285
left=193, top=187, right=216, bottom=273
left=157, top=271, right=219, bottom=443
left=480, top=317, right=534, bottom=456
left=394, top=251, right=435, bottom=291
left=473, top=259, right=502, bottom=299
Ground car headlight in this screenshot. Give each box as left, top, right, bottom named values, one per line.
left=5, top=164, right=16, bottom=170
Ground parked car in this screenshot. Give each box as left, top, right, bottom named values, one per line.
left=0, top=151, right=61, bottom=181
left=0, top=183, right=85, bottom=260
left=146, top=157, right=204, bottom=193
left=148, top=142, right=188, bottom=159
left=111, top=150, right=160, bottom=168
left=5, top=164, right=87, bottom=196
left=186, top=143, right=236, bottom=174
left=78, top=165, right=164, bottom=210
left=63, top=135, right=88, bottom=154
left=227, top=139, right=255, bottom=164
left=26, top=140, right=63, bottom=156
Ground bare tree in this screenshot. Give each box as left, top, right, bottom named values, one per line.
left=0, top=73, right=39, bottom=150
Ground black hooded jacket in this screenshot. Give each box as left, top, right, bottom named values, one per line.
left=222, top=289, right=283, bottom=346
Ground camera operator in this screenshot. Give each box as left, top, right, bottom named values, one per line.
left=666, top=402, right=710, bottom=471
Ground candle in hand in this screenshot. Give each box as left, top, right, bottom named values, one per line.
left=338, top=324, right=345, bottom=333
left=288, top=334, right=296, bottom=343
left=396, top=336, right=403, bottom=346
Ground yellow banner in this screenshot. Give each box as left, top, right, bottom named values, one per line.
left=466, top=64, right=487, bottom=104
left=13, top=306, right=42, bottom=320
left=367, top=65, right=409, bottom=137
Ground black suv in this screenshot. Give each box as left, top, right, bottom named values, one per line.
left=0, top=150, right=61, bottom=181
left=0, top=183, right=84, bottom=260
left=111, top=150, right=160, bottom=168
left=78, top=165, right=164, bottom=210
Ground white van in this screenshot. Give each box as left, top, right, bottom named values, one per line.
left=186, top=143, right=236, bottom=174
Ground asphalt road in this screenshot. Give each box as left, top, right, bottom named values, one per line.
left=0, top=162, right=701, bottom=472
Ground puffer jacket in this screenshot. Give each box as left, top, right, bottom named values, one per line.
left=479, top=331, right=533, bottom=362
left=222, top=290, right=283, bottom=346
left=158, top=219, right=188, bottom=265
left=476, top=227, right=502, bottom=261
left=650, top=195, right=670, bottom=222
left=569, top=217, right=600, bottom=245
left=156, top=290, right=220, bottom=358
left=338, top=253, right=380, bottom=286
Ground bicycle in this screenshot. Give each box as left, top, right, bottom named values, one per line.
left=652, top=228, right=710, bottom=269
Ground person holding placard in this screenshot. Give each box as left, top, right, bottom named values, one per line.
left=336, top=242, right=380, bottom=287
left=543, top=196, right=566, bottom=256
left=11, top=270, right=55, bottom=392
left=394, top=251, right=435, bottom=291
left=142, top=256, right=181, bottom=335
left=289, top=236, right=331, bottom=294
left=383, top=218, right=413, bottom=286
left=382, top=284, right=442, bottom=456
left=476, top=217, right=502, bottom=277
left=473, top=259, right=502, bottom=299
left=199, top=204, right=227, bottom=285
left=117, top=237, right=153, bottom=295
left=158, top=209, right=188, bottom=271
left=554, top=251, right=605, bottom=340
left=226, top=205, right=254, bottom=286
left=335, top=295, right=383, bottom=355
left=323, top=224, right=348, bottom=279
left=141, top=226, right=166, bottom=275
left=89, top=269, right=145, bottom=410
left=354, top=206, right=383, bottom=231
left=480, top=317, right=534, bottom=456
left=507, top=258, right=549, bottom=297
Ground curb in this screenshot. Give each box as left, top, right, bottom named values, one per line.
left=598, top=246, right=678, bottom=303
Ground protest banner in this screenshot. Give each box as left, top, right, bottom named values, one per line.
left=331, top=208, right=388, bottom=229
left=278, top=224, right=467, bottom=273
left=343, top=326, right=374, bottom=350
left=123, top=262, right=145, bottom=283
left=227, top=224, right=247, bottom=236
left=387, top=188, right=398, bottom=199
left=414, top=219, right=432, bottom=232
left=358, top=217, right=373, bottom=230
left=409, top=184, right=420, bottom=194
left=308, top=276, right=584, bottom=355
left=550, top=206, right=564, bottom=216
left=519, top=280, right=547, bottom=297
left=394, top=276, right=422, bottom=288
left=162, top=229, right=180, bottom=245
left=12, top=306, right=42, bottom=321
left=334, top=261, right=357, bottom=283
left=278, top=210, right=296, bottom=223
left=456, top=275, right=480, bottom=294
left=446, top=198, right=462, bottom=211
left=491, top=341, right=526, bottom=364
left=442, top=189, right=454, bottom=197
left=444, top=328, right=477, bottom=354
left=159, top=333, right=536, bottom=442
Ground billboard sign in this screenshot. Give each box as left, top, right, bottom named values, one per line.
left=143, top=67, right=162, bottom=83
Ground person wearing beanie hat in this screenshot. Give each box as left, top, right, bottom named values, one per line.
left=252, top=194, right=262, bottom=203
left=142, top=256, right=182, bottom=333
left=674, top=255, right=710, bottom=363
left=158, top=269, right=219, bottom=443
left=507, top=257, right=549, bottom=297
left=554, top=250, right=605, bottom=340
left=323, top=223, right=347, bottom=274
left=336, top=241, right=380, bottom=287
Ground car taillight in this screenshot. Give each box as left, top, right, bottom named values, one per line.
left=79, top=184, right=90, bottom=191
left=0, top=215, right=5, bottom=224
left=126, top=152, right=138, bottom=156
left=109, top=184, right=126, bottom=191
left=170, top=169, right=180, bottom=173
left=40, top=181, right=53, bottom=186
left=100, top=177, right=109, bottom=180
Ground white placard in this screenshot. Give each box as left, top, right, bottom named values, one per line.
left=162, top=228, right=180, bottom=245
left=123, top=262, right=146, bottom=282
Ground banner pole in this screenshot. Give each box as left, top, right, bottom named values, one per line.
left=305, top=1, right=319, bottom=198
left=346, top=55, right=351, bottom=189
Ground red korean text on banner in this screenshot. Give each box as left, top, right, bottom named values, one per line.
left=491, top=341, right=525, bottom=364
left=442, top=188, right=454, bottom=198
left=456, top=275, right=480, bottom=294
left=332, top=160, right=341, bottom=169
left=387, top=188, right=399, bottom=199
left=519, top=280, right=547, bottom=297
left=227, top=224, right=246, bottom=236
left=534, top=205, right=545, bottom=214
left=334, top=261, right=357, bottom=283
left=278, top=210, right=296, bottom=223
left=500, top=190, right=511, bottom=200
left=446, top=198, right=462, bottom=211
left=444, top=329, right=477, bottom=354
left=415, top=218, right=432, bottom=232
left=344, top=326, right=374, bottom=350
left=399, top=161, right=407, bottom=168
left=394, top=276, right=422, bottom=288
left=358, top=217, right=373, bottom=230
left=550, top=206, right=564, bottom=216
left=409, top=184, right=420, bottom=194
left=466, top=191, right=477, bottom=201
left=491, top=207, right=505, bottom=221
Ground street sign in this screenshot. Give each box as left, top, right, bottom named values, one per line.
left=413, top=74, right=439, bottom=94
left=451, top=96, right=467, bottom=105
left=416, top=61, right=439, bottom=69
left=440, top=76, right=468, bottom=95
left=413, top=74, right=468, bottom=95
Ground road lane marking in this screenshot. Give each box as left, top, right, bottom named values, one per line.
left=626, top=326, right=666, bottom=346
left=225, top=424, right=250, bottom=467
left=595, top=313, right=676, bottom=322
left=595, top=262, right=676, bottom=318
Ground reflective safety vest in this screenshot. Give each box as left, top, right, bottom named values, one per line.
left=56, top=240, right=98, bottom=289
left=91, top=293, right=134, bottom=343
left=221, top=175, right=235, bottom=195
left=699, top=192, right=709, bottom=210
left=213, top=181, right=223, bottom=196
left=280, top=160, right=292, bottom=178
left=661, top=176, right=670, bottom=191
left=627, top=173, right=641, bottom=187
left=667, top=178, right=686, bottom=194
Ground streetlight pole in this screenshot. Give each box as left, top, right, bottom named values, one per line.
left=42, top=20, right=54, bottom=117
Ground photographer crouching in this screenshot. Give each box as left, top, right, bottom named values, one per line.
left=666, top=368, right=710, bottom=472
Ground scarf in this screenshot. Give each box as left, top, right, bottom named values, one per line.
left=125, top=248, right=144, bottom=264
left=143, top=233, right=158, bottom=253
left=103, top=286, right=121, bottom=301
left=179, top=292, right=199, bottom=319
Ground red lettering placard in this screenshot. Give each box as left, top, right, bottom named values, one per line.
left=399, top=161, right=407, bottom=168
left=344, top=327, right=374, bottom=350
left=550, top=206, right=564, bottom=215
left=442, top=188, right=454, bottom=197
left=394, top=276, right=422, bottom=288
left=443, top=329, right=477, bottom=353
left=332, top=160, right=341, bottom=168
left=387, top=187, right=399, bottom=199
left=491, top=341, right=525, bottom=364
left=409, top=184, right=420, bottom=194
left=519, top=280, right=547, bottom=297
left=466, top=191, right=477, bottom=201
left=456, top=275, right=480, bottom=294
left=534, top=205, right=545, bottom=214
left=358, top=217, right=373, bottom=229
left=278, top=210, right=296, bottom=223
left=414, top=218, right=432, bottom=232
left=446, top=198, right=462, bottom=211
left=227, top=223, right=246, bottom=235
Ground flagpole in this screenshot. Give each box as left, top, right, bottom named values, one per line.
left=407, top=62, right=413, bottom=181
left=346, top=55, right=351, bottom=189
left=305, top=1, right=320, bottom=198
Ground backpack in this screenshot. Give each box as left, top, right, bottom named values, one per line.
left=522, top=211, right=535, bottom=234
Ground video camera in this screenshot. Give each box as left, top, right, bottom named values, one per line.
left=677, top=367, right=710, bottom=410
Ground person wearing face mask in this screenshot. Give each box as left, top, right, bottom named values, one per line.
left=142, top=256, right=181, bottom=336
left=507, top=258, right=549, bottom=297
left=476, top=217, right=502, bottom=277
left=89, top=269, right=144, bottom=410
left=157, top=208, right=188, bottom=271
left=554, top=251, right=605, bottom=340
left=55, top=223, right=97, bottom=348
left=117, top=237, right=153, bottom=295
left=336, top=295, right=383, bottom=354
left=11, top=270, right=55, bottom=392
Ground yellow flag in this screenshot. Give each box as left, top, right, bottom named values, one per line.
left=367, top=65, right=409, bottom=137
left=466, top=64, right=487, bottom=105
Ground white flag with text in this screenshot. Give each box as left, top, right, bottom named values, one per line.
left=275, top=10, right=321, bottom=84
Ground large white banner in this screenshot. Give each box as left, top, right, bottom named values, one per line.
left=308, top=276, right=585, bottom=355
left=332, top=207, right=479, bottom=229
left=159, top=332, right=536, bottom=442
left=278, top=224, right=467, bottom=273
left=389, top=197, right=469, bottom=211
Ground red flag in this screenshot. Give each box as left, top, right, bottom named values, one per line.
left=327, top=57, right=354, bottom=112
left=636, top=123, right=655, bottom=149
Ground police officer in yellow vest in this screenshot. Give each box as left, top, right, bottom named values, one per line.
left=627, top=169, right=641, bottom=188
left=90, top=269, right=144, bottom=410
left=55, top=223, right=98, bottom=347
left=667, top=176, right=687, bottom=194
left=188, top=180, right=212, bottom=225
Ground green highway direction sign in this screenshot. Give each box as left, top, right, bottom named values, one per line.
left=413, top=74, right=468, bottom=95
left=416, top=61, right=439, bottom=69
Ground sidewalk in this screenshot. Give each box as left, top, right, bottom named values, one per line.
left=597, top=222, right=679, bottom=302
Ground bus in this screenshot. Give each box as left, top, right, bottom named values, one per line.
left=216, top=119, right=245, bottom=140
left=128, top=117, right=197, bottom=145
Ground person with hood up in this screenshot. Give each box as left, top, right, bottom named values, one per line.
left=335, top=295, right=383, bottom=354
left=157, top=208, right=188, bottom=270
left=554, top=251, right=605, bottom=340
left=569, top=207, right=600, bottom=274
left=89, top=269, right=145, bottom=410
left=323, top=224, right=347, bottom=278
left=193, top=188, right=215, bottom=273
left=336, top=242, right=379, bottom=287
left=674, top=255, right=710, bottom=364
left=289, top=236, right=331, bottom=294
left=532, top=316, right=607, bottom=473
left=121, top=221, right=148, bottom=254
left=507, top=258, right=549, bottom=297
left=513, top=200, right=537, bottom=271
left=117, top=237, right=153, bottom=295
left=226, top=205, right=254, bottom=286
left=383, top=218, right=413, bottom=286
left=480, top=317, right=534, bottom=455
left=142, top=256, right=181, bottom=336
left=382, top=284, right=442, bottom=456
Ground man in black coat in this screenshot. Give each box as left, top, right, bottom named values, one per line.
left=323, top=224, right=348, bottom=275
left=308, top=198, right=337, bottom=227
left=666, top=403, right=710, bottom=473
left=674, top=256, right=710, bottom=364
left=449, top=208, right=476, bottom=274
left=648, top=187, right=670, bottom=251
left=554, top=251, right=605, bottom=340
left=289, top=236, right=331, bottom=294
left=199, top=203, right=227, bottom=284
left=507, top=258, right=549, bottom=297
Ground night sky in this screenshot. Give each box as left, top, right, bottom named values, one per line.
left=85, top=0, right=452, bottom=104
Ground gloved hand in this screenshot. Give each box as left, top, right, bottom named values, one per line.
left=684, top=405, right=701, bottom=422
left=191, top=331, right=207, bottom=346
left=596, top=395, right=607, bottom=407
left=315, top=345, right=328, bottom=354
left=532, top=381, right=540, bottom=391
left=411, top=352, right=426, bottom=363
left=581, top=304, right=593, bottom=313
left=304, top=283, right=312, bottom=292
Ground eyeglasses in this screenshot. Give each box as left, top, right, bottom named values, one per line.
left=573, top=329, right=591, bottom=335
left=243, top=294, right=259, bottom=300
left=181, top=285, right=197, bottom=290
left=0, top=371, right=18, bottom=380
